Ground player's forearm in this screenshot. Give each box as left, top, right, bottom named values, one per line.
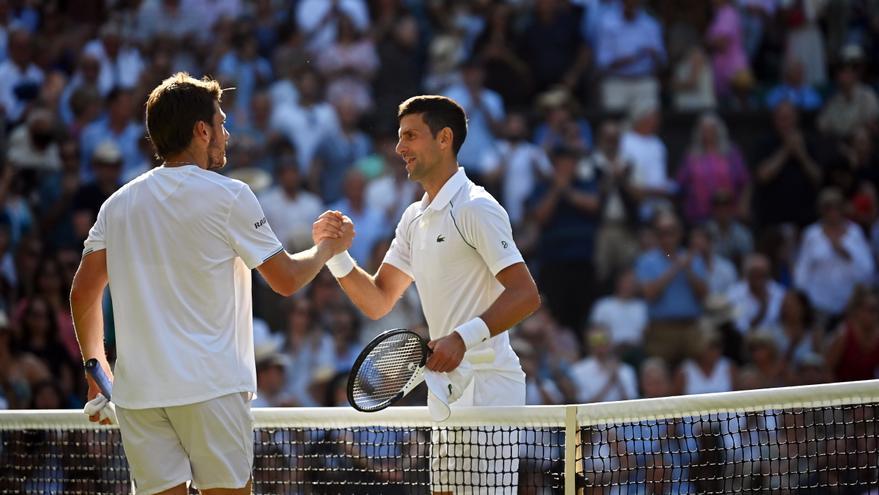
left=479, top=282, right=540, bottom=338
left=338, top=266, right=395, bottom=320
left=71, top=290, right=106, bottom=363
left=286, top=242, right=337, bottom=293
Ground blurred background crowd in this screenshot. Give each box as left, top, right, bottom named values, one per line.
left=0, top=0, right=877, bottom=415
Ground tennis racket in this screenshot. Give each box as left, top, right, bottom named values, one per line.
left=347, top=328, right=495, bottom=412
left=84, top=358, right=113, bottom=399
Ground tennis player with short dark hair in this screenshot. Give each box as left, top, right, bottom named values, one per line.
left=70, top=72, right=353, bottom=495
left=314, top=95, right=541, bottom=494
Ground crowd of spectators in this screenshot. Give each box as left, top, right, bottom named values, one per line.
left=0, top=0, right=876, bottom=419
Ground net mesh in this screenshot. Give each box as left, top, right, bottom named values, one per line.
left=1, top=381, right=877, bottom=494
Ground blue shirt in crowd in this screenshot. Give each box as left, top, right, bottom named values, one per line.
left=635, top=248, right=706, bottom=320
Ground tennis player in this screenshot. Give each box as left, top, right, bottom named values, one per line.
left=314, top=95, right=541, bottom=494
left=70, top=73, right=353, bottom=495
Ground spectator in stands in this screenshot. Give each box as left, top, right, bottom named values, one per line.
left=59, top=53, right=102, bottom=126
left=81, top=22, right=144, bottom=95
left=316, top=12, right=379, bottom=113
left=480, top=111, right=552, bottom=229
left=7, top=108, right=61, bottom=174
left=515, top=338, right=565, bottom=405
left=570, top=323, right=639, bottom=403
left=593, top=0, right=666, bottom=112
left=443, top=58, right=505, bottom=177
left=0, top=28, right=43, bottom=124
left=18, top=256, right=78, bottom=365
left=295, top=0, right=370, bottom=54
left=310, top=97, right=371, bottom=204
left=780, top=0, right=828, bottom=87
left=691, top=225, right=737, bottom=296
left=745, top=329, right=786, bottom=387
left=527, top=146, right=600, bottom=331
left=706, top=0, right=751, bottom=100
left=825, top=285, right=879, bottom=382
left=71, top=141, right=123, bottom=241
left=752, top=100, right=822, bottom=230
left=674, top=327, right=736, bottom=395
left=279, top=298, right=334, bottom=408
left=259, top=154, right=325, bottom=252
left=794, top=188, right=874, bottom=322
left=676, top=112, right=749, bottom=225
left=738, top=0, right=777, bottom=62
left=588, top=120, right=640, bottom=284
left=636, top=211, right=708, bottom=365
left=533, top=88, right=593, bottom=156
left=639, top=357, right=673, bottom=398
left=516, top=0, right=587, bottom=96
left=727, top=253, right=785, bottom=334
left=252, top=352, right=293, bottom=408
left=472, top=3, right=533, bottom=108
left=589, top=268, right=648, bottom=363
left=217, top=25, right=273, bottom=123
left=329, top=168, right=387, bottom=267
left=136, top=0, right=203, bottom=43
left=78, top=88, right=144, bottom=182
left=271, top=68, right=340, bottom=175
left=15, top=295, right=77, bottom=398
left=772, top=289, right=823, bottom=370
left=817, top=44, right=879, bottom=140
left=621, top=101, right=672, bottom=221
left=371, top=10, right=420, bottom=133
left=706, top=190, right=753, bottom=267
left=364, top=134, right=420, bottom=226
left=765, top=57, right=823, bottom=111
left=326, top=303, right=363, bottom=373
left=671, top=44, right=717, bottom=112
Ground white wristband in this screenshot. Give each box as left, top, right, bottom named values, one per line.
left=455, top=318, right=491, bottom=350
left=326, top=251, right=356, bottom=278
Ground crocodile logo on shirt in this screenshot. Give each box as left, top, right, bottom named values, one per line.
left=436, top=234, right=445, bottom=243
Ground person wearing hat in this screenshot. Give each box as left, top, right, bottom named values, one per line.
left=817, top=44, right=879, bottom=139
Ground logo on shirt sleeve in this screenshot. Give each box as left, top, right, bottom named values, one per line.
left=501, top=240, right=508, bottom=249
left=254, top=217, right=267, bottom=229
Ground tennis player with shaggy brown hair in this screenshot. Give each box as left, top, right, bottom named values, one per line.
left=70, top=72, right=352, bottom=495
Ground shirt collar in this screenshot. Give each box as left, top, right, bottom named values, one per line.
left=421, top=167, right=468, bottom=212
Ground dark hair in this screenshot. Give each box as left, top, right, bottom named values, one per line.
left=786, top=289, right=815, bottom=328
left=145, top=72, right=223, bottom=160
left=397, top=95, right=467, bottom=154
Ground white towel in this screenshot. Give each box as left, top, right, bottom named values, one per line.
left=424, top=361, right=474, bottom=422
left=83, top=393, right=118, bottom=425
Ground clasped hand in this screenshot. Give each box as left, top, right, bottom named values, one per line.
left=313, top=210, right=355, bottom=254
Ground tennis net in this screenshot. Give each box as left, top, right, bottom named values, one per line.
left=0, top=379, right=877, bottom=494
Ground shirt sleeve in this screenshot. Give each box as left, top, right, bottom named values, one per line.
left=457, top=198, right=524, bottom=276
left=382, top=207, right=415, bottom=279
left=83, top=200, right=108, bottom=256
left=226, top=184, right=284, bottom=269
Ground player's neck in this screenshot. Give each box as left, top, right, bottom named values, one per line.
left=420, top=163, right=458, bottom=203
left=164, top=148, right=207, bottom=169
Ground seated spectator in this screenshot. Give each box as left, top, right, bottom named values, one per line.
left=621, top=101, right=673, bottom=221
left=514, top=338, right=565, bottom=405
left=817, top=45, right=879, bottom=140
left=825, top=285, right=879, bottom=382
left=794, top=188, right=874, bottom=322
left=316, top=12, right=379, bottom=113
left=279, top=298, right=335, bottom=407
left=764, top=57, right=823, bottom=111
left=745, top=329, right=785, bottom=388
left=636, top=211, right=708, bottom=365
left=639, top=357, right=673, bottom=398
left=532, top=88, right=593, bottom=156
left=589, top=268, right=648, bottom=362
left=258, top=154, right=325, bottom=252
left=82, top=22, right=145, bottom=95
left=0, top=28, right=44, bottom=124
left=252, top=352, right=293, bottom=408
left=569, top=324, right=639, bottom=403
left=706, top=190, right=753, bottom=268
left=676, top=112, right=749, bottom=225
left=691, top=225, right=737, bottom=296
left=593, top=0, right=665, bottom=112
left=309, top=96, right=371, bottom=204
left=6, top=108, right=62, bottom=174
left=587, top=120, right=640, bottom=284
left=705, top=0, right=751, bottom=100
left=674, top=327, right=736, bottom=395
left=481, top=111, right=552, bottom=229
left=727, top=253, right=785, bottom=334
left=772, top=289, right=823, bottom=370
left=671, top=44, right=716, bottom=112
left=752, top=100, right=822, bottom=230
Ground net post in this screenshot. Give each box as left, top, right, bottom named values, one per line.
left=564, top=405, right=578, bottom=495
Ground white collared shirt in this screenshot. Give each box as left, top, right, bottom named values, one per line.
left=383, top=168, right=525, bottom=377
left=726, top=280, right=786, bottom=333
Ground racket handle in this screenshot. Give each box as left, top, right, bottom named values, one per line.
left=84, top=358, right=113, bottom=400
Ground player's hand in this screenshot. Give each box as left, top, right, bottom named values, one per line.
left=426, top=333, right=466, bottom=373
left=312, top=210, right=345, bottom=245
left=84, top=359, right=114, bottom=425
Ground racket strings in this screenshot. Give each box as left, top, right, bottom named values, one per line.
left=352, top=334, right=425, bottom=410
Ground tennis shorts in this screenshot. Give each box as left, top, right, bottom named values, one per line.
left=116, top=392, right=253, bottom=494
left=430, top=371, right=526, bottom=494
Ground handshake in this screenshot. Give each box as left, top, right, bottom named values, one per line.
left=312, top=210, right=356, bottom=255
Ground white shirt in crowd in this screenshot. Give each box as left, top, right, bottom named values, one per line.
left=705, top=254, right=738, bottom=296
left=794, top=221, right=874, bottom=315
left=384, top=168, right=525, bottom=377
left=726, top=279, right=786, bottom=333
left=365, top=175, right=420, bottom=227
left=84, top=165, right=283, bottom=409
left=589, top=296, right=648, bottom=347
left=0, top=59, right=43, bottom=122
left=270, top=102, right=339, bottom=173
left=295, top=0, right=370, bottom=53
left=569, top=358, right=638, bottom=403
left=680, top=357, right=734, bottom=395
left=82, top=39, right=145, bottom=94
left=258, top=186, right=325, bottom=251
left=480, top=140, right=552, bottom=226
left=620, top=130, right=668, bottom=191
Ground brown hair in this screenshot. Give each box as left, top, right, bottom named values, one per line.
left=145, top=72, right=223, bottom=160
left=397, top=95, right=467, bottom=154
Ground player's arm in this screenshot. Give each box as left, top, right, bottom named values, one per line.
left=70, top=249, right=114, bottom=401
left=257, top=230, right=352, bottom=297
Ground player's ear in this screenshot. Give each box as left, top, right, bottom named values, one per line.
left=439, top=127, right=453, bottom=150
left=193, top=120, right=210, bottom=143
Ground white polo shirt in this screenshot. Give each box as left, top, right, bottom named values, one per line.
left=383, top=168, right=526, bottom=378
left=83, top=165, right=284, bottom=409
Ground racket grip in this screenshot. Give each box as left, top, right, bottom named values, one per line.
left=84, top=358, right=113, bottom=400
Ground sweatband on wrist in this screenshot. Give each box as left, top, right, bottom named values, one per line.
left=326, top=251, right=356, bottom=278
left=455, top=317, right=491, bottom=349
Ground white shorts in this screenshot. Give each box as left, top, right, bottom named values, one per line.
left=116, top=392, right=253, bottom=495
left=430, top=371, right=526, bottom=494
